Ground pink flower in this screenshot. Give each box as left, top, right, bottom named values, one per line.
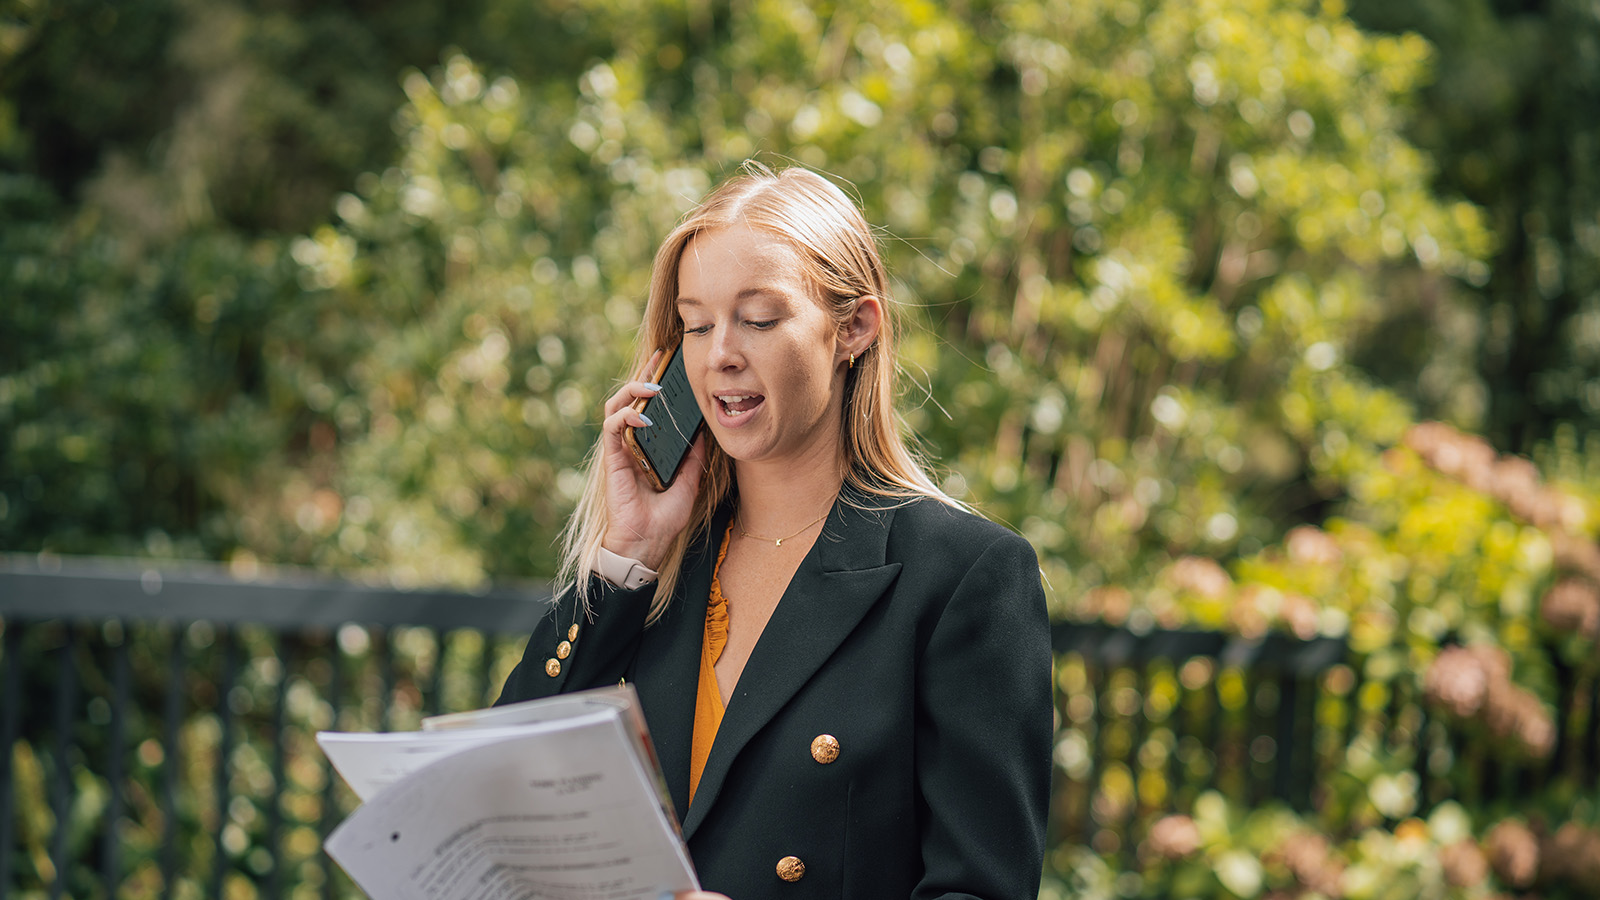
left=1169, top=556, right=1232, bottom=599
left=1423, top=646, right=1491, bottom=718
left=1287, top=525, right=1342, bottom=567
left=1489, top=456, right=1542, bottom=507
left=1143, top=815, right=1202, bottom=861
left=1440, top=839, right=1489, bottom=888
left=1486, top=820, right=1540, bottom=889
left=1540, top=577, right=1600, bottom=639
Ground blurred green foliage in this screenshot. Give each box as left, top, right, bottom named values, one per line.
left=1346, top=0, right=1600, bottom=451
left=1045, top=418, right=1600, bottom=898
left=3, top=0, right=1501, bottom=591
left=0, top=0, right=1533, bottom=584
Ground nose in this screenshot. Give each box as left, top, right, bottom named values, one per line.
left=705, top=324, right=744, bottom=371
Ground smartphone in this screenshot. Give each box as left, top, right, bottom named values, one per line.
left=623, top=344, right=705, bottom=491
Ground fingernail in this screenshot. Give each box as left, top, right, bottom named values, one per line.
left=638, top=414, right=654, bottom=427
left=641, top=382, right=662, bottom=391
left=657, top=892, right=675, bottom=900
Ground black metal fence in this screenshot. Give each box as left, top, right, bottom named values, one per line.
left=1051, top=628, right=1600, bottom=868
left=2, top=553, right=1592, bottom=899
left=1, top=555, right=549, bottom=900
left=1047, top=623, right=1345, bottom=862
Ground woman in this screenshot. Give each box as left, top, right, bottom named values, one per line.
left=498, top=164, right=1052, bottom=900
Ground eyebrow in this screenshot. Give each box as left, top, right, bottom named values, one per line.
left=675, top=287, right=793, bottom=308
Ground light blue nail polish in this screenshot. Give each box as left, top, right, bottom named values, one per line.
left=642, top=382, right=662, bottom=391
left=657, top=892, right=675, bottom=900
left=638, top=414, right=654, bottom=427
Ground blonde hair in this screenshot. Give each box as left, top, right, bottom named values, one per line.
left=559, top=162, right=955, bottom=621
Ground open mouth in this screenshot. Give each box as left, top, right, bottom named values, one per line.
left=717, top=394, right=764, bottom=418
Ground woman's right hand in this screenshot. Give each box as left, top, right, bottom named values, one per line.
left=598, top=350, right=708, bottom=570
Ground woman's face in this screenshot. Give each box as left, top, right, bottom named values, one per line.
left=675, top=225, right=846, bottom=476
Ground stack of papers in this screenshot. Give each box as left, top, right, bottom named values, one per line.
left=317, top=685, right=699, bottom=900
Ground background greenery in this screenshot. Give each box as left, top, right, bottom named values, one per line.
left=3, top=0, right=1599, bottom=897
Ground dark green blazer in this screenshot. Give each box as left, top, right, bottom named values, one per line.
left=498, top=492, right=1052, bottom=900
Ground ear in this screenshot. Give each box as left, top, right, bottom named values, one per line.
left=838, top=295, right=883, bottom=365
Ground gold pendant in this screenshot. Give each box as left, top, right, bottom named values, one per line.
left=775, top=538, right=784, bottom=547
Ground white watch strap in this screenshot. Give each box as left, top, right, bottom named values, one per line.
left=595, top=546, right=659, bottom=590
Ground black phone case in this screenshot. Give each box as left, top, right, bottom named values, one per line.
left=631, top=346, right=704, bottom=489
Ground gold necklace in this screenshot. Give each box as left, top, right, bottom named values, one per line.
left=737, top=508, right=830, bottom=547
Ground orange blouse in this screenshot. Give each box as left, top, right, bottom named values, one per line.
left=688, top=522, right=733, bottom=804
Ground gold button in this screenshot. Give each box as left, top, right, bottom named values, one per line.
left=556, top=640, right=572, bottom=660
left=544, top=658, right=561, bottom=677
left=568, top=623, right=580, bottom=642
left=810, top=734, right=840, bottom=764
left=776, top=856, right=805, bottom=882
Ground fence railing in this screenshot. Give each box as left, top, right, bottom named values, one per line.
left=2, top=553, right=1593, bottom=899
left=1, top=554, right=550, bottom=900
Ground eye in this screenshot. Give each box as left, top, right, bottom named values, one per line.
left=747, top=319, right=777, bottom=330
left=683, top=323, right=712, bottom=335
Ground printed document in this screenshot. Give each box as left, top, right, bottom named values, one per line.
left=317, top=686, right=698, bottom=900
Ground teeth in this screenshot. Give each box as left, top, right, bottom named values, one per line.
left=719, top=394, right=757, bottom=418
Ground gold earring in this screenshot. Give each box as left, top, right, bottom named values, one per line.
left=848, top=353, right=855, bottom=370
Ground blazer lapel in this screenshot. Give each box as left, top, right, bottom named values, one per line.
left=681, top=496, right=903, bottom=839
left=633, top=508, right=726, bottom=826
